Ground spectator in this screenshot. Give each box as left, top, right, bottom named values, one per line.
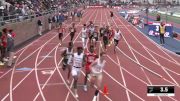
left=159, top=22, right=166, bottom=45
left=1, top=28, right=8, bottom=64
left=156, top=14, right=161, bottom=21
left=7, top=29, right=15, bottom=68
left=48, top=16, right=52, bottom=30
left=37, top=19, right=43, bottom=35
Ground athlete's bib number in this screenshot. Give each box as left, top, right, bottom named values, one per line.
left=74, top=60, right=82, bottom=67
left=156, top=26, right=159, bottom=31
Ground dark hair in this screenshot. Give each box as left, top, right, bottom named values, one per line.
left=9, top=29, right=13, bottom=33
left=100, top=52, right=106, bottom=57
left=83, top=24, right=86, bottom=26
left=2, top=28, right=8, bottom=33
left=77, top=46, right=83, bottom=50
left=90, top=45, right=94, bottom=49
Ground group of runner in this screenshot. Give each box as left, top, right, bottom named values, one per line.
left=59, top=18, right=122, bottom=100
left=57, top=9, right=122, bottom=100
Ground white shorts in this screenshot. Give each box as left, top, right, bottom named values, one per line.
left=90, top=72, right=103, bottom=87
left=71, top=66, right=81, bottom=77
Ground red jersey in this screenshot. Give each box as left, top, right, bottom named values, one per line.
left=1, top=34, right=7, bottom=47
left=85, top=51, right=97, bottom=71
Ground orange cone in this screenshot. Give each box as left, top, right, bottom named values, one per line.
left=103, top=85, right=109, bottom=95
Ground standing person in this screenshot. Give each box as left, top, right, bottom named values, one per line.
left=71, top=47, right=85, bottom=98
left=156, top=14, right=161, bottom=21
left=81, top=24, right=88, bottom=49
left=59, top=13, right=65, bottom=27
left=37, top=19, right=43, bottom=35
left=76, top=10, right=81, bottom=22
left=1, top=28, right=8, bottom=64
left=159, top=22, right=166, bottom=45
left=110, top=11, right=113, bottom=18
left=113, top=28, right=122, bottom=53
left=90, top=52, right=106, bottom=101
left=0, top=31, right=3, bottom=65
left=83, top=45, right=97, bottom=91
left=7, top=29, right=15, bottom=68
left=71, top=10, right=75, bottom=21
left=58, top=24, right=66, bottom=43
left=69, top=23, right=76, bottom=41
left=61, top=42, right=74, bottom=84
left=48, top=17, right=52, bottom=30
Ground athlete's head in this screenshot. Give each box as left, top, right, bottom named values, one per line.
left=116, top=28, right=119, bottom=31
left=100, top=52, right=106, bottom=60
left=72, top=23, right=75, bottom=27
left=89, top=45, right=94, bottom=53
left=77, top=46, right=83, bottom=55
left=83, top=24, right=86, bottom=28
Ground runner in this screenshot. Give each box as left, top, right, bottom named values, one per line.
left=58, top=24, right=65, bottom=43
left=69, top=23, right=76, bottom=41
left=61, top=42, right=74, bottom=83
left=110, top=11, right=113, bottom=18
left=99, top=24, right=105, bottom=38
left=113, top=28, right=122, bottom=53
left=90, top=52, right=106, bottom=101
left=108, top=25, right=114, bottom=46
left=88, top=24, right=95, bottom=45
left=81, top=24, right=88, bottom=49
left=83, top=45, right=97, bottom=91
left=103, top=26, right=110, bottom=51
left=92, top=26, right=99, bottom=47
left=71, top=46, right=85, bottom=98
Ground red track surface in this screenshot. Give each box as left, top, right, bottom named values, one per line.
left=0, top=8, right=180, bottom=101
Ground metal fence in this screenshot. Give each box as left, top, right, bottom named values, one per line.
left=0, top=7, right=71, bottom=27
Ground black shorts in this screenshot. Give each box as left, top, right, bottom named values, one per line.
left=89, top=35, right=93, bottom=40
left=103, top=36, right=108, bottom=45
left=62, top=58, right=68, bottom=70
left=70, top=32, right=75, bottom=36
left=100, top=32, right=104, bottom=37
left=114, top=39, right=119, bottom=46
left=59, top=33, right=63, bottom=38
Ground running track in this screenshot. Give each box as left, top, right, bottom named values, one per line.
left=0, top=7, right=180, bottom=101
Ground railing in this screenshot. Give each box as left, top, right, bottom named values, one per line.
left=0, top=7, right=71, bottom=27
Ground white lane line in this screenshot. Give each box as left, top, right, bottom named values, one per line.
left=39, top=83, right=65, bottom=86
left=116, top=56, right=131, bottom=101
left=107, top=53, right=178, bottom=101
left=131, top=47, right=180, bottom=76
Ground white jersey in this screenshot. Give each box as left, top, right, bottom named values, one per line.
left=66, top=48, right=73, bottom=59
left=114, top=30, right=121, bottom=40
left=89, top=27, right=95, bottom=34
left=91, top=58, right=106, bottom=74
left=81, top=28, right=87, bottom=38
left=73, top=53, right=84, bottom=67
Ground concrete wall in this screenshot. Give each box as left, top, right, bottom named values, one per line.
left=0, top=14, right=53, bottom=46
